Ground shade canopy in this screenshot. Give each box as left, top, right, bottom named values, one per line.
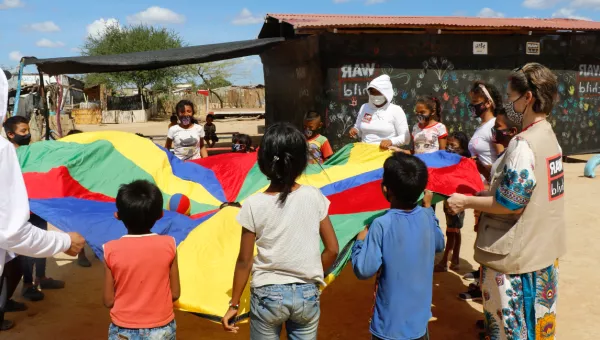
left=22, top=38, right=284, bottom=75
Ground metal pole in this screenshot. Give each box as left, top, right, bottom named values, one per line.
left=38, top=69, right=50, bottom=140
left=12, top=59, right=24, bottom=117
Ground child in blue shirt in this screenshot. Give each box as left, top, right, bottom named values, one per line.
left=351, top=152, right=445, bottom=340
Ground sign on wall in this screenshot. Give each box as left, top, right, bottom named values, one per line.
left=526, top=42, right=541, bottom=55
left=473, top=42, right=488, bottom=55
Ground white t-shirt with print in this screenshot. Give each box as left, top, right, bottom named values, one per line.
left=412, top=122, right=448, bottom=155
left=167, top=124, right=205, bottom=161
left=236, top=185, right=330, bottom=288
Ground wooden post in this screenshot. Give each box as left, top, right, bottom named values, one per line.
left=38, top=69, right=51, bottom=140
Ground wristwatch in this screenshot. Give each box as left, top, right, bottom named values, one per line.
left=229, top=301, right=240, bottom=310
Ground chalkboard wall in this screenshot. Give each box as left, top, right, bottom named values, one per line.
left=262, top=32, right=600, bottom=155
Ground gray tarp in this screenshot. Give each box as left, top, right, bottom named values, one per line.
left=23, top=38, right=284, bottom=75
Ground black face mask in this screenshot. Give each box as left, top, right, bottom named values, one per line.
left=468, top=102, right=487, bottom=118
left=12, top=133, right=31, bottom=146
left=491, top=127, right=510, bottom=145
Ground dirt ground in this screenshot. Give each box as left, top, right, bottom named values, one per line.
left=77, top=118, right=265, bottom=139
left=4, top=119, right=598, bottom=339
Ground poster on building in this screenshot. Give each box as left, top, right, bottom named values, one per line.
left=526, top=42, right=541, bottom=55
left=577, top=62, right=600, bottom=97
left=473, top=42, right=488, bottom=55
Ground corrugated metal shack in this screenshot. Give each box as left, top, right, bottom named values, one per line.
left=258, top=14, right=600, bottom=154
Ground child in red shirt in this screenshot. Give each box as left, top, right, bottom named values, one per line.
left=304, top=111, right=333, bottom=164
left=103, top=180, right=180, bottom=339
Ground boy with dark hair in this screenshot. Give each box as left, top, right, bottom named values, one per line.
left=3, top=116, right=65, bottom=302
left=304, top=111, right=333, bottom=164
left=203, top=113, right=219, bottom=148
left=351, top=152, right=444, bottom=340
left=103, top=180, right=180, bottom=339
left=168, top=115, right=178, bottom=129
left=2, top=116, right=31, bottom=147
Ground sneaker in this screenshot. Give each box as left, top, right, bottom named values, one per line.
left=22, top=286, right=44, bottom=301
left=463, top=270, right=480, bottom=281
left=77, top=255, right=92, bottom=268
left=0, top=320, right=14, bottom=331
left=458, top=289, right=482, bottom=301
left=5, top=299, right=27, bottom=312
left=38, top=278, right=65, bottom=290
left=434, top=263, right=448, bottom=272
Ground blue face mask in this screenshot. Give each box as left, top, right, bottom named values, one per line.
left=232, top=144, right=243, bottom=152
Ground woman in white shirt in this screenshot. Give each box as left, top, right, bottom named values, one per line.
left=349, top=75, right=410, bottom=150
left=165, top=100, right=208, bottom=160
left=467, top=81, right=505, bottom=183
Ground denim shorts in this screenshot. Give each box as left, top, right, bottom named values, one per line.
left=250, top=283, right=321, bottom=340
left=108, top=320, right=176, bottom=340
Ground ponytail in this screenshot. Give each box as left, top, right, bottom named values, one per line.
left=431, top=97, right=442, bottom=122
left=258, top=123, right=308, bottom=205
left=270, top=152, right=296, bottom=203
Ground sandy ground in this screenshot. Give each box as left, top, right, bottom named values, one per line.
left=77, top=118, right=265, bottom=139
left=3, top=119, right=598, bottom=339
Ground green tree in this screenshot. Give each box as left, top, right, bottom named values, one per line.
left=82, top=24, right=187, bottom=94
left=195, top=60, right=239, bottom=107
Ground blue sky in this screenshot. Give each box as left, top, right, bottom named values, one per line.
left=1, top=0, right=599, bottom=84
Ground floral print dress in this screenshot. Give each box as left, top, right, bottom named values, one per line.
left=482, top=137, right=558, bottom=340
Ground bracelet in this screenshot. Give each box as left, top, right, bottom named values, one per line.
left=229, top=301, right=240, bottom=310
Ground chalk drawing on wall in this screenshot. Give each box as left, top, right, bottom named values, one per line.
left=328, top=101, right=357, bottom=138
left=381, top=64, right=411, bottom=85
left=422, top=57, right=455, bottom=81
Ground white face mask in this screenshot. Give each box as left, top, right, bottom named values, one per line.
left=369, top=94, right=387, bottom=107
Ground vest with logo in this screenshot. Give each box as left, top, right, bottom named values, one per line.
left=474, top=120, right=566, bottom=274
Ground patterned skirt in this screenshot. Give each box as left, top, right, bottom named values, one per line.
left=481, top=261, right=558, bottom=340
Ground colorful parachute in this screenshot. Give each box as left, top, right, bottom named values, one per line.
left=17, top=131, right=483, bottom=321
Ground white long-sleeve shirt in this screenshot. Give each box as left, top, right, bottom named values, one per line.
left=354, top=102, right=410, bottom=146
left=0, top=137, right=71, bottom=275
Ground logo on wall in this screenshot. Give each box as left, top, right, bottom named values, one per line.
left=526, top=42, right=541, bottom=55
left=339, top=63, right=379, bottom=100
left=577, top=63, right=600, bottom=97
left=473, top=42, right=488, bottom=55
left=547, top=154, right=565, bottom=201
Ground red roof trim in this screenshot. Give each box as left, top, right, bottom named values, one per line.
left=266, top=13, right=600, bottom=31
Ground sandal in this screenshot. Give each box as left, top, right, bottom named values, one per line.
left=458, top=288, right=482, bottom=301
left=463, top=270, right=480, bottom=281
left=5, top=300, right=27, bottom=312
left=0, top=320, right=14, bottom=331
left=38, top=278, right=65, bottom=290
left=449, top=262, right=460, bottom=271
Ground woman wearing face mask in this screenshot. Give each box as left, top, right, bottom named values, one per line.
left=448, top=63, right=565, bottom=340
left=165, top=100, right=208, bottom=160
left=459, top=82, right=505, bottom=303
left=468, top=81, right=505, bottom=182
left=348, top=75, right=410, bottom=150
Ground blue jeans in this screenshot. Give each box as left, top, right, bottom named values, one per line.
left=108, top=320, right=176, bottom=340
left=250, top=283, right=320, bottom=340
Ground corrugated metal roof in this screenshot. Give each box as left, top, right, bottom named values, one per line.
left=267, top=13, right=600, bottom=31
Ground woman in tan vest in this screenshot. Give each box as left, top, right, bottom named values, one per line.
left=448, top=63, right=565, bottom=340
